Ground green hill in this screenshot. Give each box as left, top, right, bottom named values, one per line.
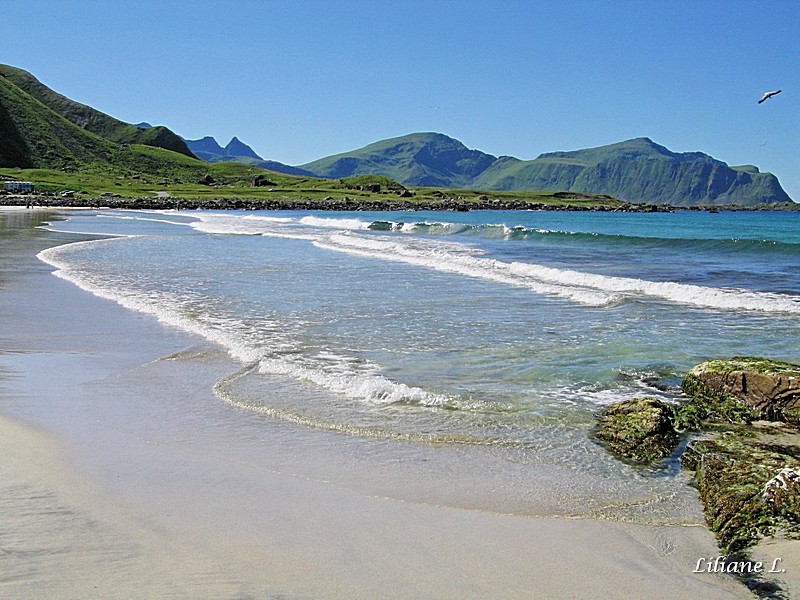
left=0, top=67, right=418, bottom=203
left=0, top=68, right=290, bottom=188
left=472, top=137, right=791, bottom=206
left=0, top=70, right=114, bottom=169
left=0, top=64, right=194, bottom=158
left=299, top=132, right=497, bottom=187
left=1, top=63, right=791, bottom=207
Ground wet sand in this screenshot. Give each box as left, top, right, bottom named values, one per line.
left=0, top=208, right=751, bottom=599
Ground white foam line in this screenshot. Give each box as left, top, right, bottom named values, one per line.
left=94, top=214, right=188, bottom=226
left=257, top=357, right=455, bottom=406
left=316, top=232, right=800, bottom=314
left=315, top=233, right=617, bottom=307
left=298, top=215, right=372, bottom=230
left=164, top=213, right=800, bottom=314
left=38, top=226, right=130, bottom=237
left=243, top=215, right=295, bottom=223
left=37, top=238, right=264, bottom=364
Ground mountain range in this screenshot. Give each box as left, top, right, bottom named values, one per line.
left=0, top=63, right=792, bottom=206
left=191, top=131, right=792, bottom=206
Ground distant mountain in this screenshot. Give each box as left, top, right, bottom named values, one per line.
left=0, top=64, right=195, bottom=159
left=294, top=133, right=791, bottom=206
left=299, top=132, right=497, bottom=187
left=185, top=135, right=260, bottom=162
left=185, top=135, right=318, bottom=178
left=472, top=137, right=791, bottom=206
left=225, top=136, right=260, bottom=160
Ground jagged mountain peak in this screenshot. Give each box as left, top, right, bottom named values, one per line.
left=224, top=136, right=261, bottom=159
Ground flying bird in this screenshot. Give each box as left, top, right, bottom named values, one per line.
left=758, top=89, right=781, bottom=104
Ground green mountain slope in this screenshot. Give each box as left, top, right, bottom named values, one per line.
left=0, top=68, right=394, bottom=201
left=299, top=132, right=497, bottom=187
left=0, top=64, right=194, bottom=158
left=0, top=70, right=280, bottom=186
left=472, top=138, right=791, bottom=206
left=0, top=72, right=114, bottom=169
left=1, top=62, right=790, bottom=207
left=297, top=133, right=790, bottom=206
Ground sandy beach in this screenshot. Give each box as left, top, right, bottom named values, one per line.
left=0, top=208, right=755, bottom=599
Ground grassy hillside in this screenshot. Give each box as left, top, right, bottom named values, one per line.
left=472, top=138, right=792, bottom=206
left=0, top=64, right=194, bottom=158
left=297, top=134, right=792, bottom=205
left=0, top=73, right=114, bottom=169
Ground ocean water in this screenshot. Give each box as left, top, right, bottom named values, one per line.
left=36, top=208, right=800, bottom=521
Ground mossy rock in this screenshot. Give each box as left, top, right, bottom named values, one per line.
left=764, top=468, right=800, bottom=523
left=595, top=397, right=679, bottom=464
left=681, top=427, right=800, bottom=554
left=679, top=357, right=800, bottom=430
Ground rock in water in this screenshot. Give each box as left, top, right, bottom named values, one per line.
left=595, top=397, right=679, bottom=463
left=681, top=357, right=800, bottom=428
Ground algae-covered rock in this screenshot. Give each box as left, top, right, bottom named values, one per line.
left=764, top=467, right=800, bottom=523
left=595, top=397, right=679, bottom=463
left=681, top=425, right=800, bottom=554
left=680, top=357, right=800, bottom=429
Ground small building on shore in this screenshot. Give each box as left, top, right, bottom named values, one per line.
left=4, top=181, right=35, bottom=193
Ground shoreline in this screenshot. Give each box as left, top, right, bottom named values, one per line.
left=5, top=193, right=796, bottom=212
left=0, top=209, right=753, bottom=598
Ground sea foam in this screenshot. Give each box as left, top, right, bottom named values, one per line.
left=315, top=232, right=800, bottom=314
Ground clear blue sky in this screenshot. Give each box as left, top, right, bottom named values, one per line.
left=3, top=0, right=798, bottom=199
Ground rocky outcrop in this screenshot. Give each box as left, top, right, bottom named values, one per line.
left=595, top=356, right=800, bottom=568
left=681, top=357, right=800, bottom=428
left=680, top=425, right=800, bottom=555
left=678, top=358, right=800, bottom=558
left=595, top=397, right=679, bottom=463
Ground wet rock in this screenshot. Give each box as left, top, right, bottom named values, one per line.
left=764, top=467, right=800, bottom=522
left=595, top=397, right=679, bottom=463
left=680, top=357, right=800, bottom=428
left=681, top=425, right=800, bottom=554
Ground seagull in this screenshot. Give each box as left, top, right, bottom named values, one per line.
left=758, top=89, right=781, bottom=104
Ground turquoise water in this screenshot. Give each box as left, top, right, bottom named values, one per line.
left=37, top=209, right=800, bottom=503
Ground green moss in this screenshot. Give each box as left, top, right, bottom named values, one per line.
left=678, top=356, right=800, bottom=430
left=682, top=431, right=800, bottom=554
left=675, top=379, right=758, bottom=430
left=595, top=397, right=679, bottom=464
left=695, top=357, right=800, bottom=378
